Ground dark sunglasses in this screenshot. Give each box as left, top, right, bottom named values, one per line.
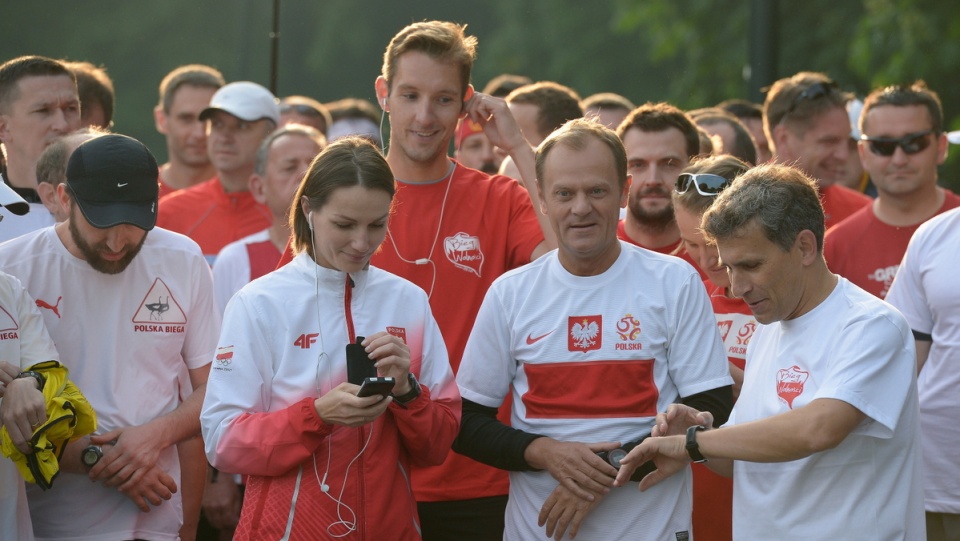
left=280, top=103, right=322, bottom=117
left=861, top=130, right=936, bottom=157
left=785, top=81, right=840, bottom=115
left=675, top=173, right=731, bottom=196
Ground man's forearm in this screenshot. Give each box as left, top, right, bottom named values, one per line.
left=452, top=398, right=543, bottom=471
left=696, top=398, right=864, bottom=463
left=138, top=382, right=207, bottom=452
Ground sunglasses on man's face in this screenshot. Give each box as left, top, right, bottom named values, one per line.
left=675, top=173, right=732, bottom=196
left=861, top=130, right=936, bottom=157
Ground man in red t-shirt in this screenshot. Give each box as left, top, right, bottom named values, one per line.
left=824, top=81, right=958, bottom=299
left=369, top=20, right=553, bottom=541
left=615, top=102, right=705, bottom=276
left=157, top=81, right=276, bottom=264
left=153, top=65, right=224, bottom=199
left=763, top=72, right=872, bottom=228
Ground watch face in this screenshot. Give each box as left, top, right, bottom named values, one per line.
left=82, top=446, right=102, bottom=467
left=607, top=448, right=627, bottom=469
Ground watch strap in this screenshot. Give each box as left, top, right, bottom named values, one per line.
left=391, top=373, right=421, bottom=406
left=685, top=425, right=708, bottom=463
left=15, top=370, right=45, bottom=390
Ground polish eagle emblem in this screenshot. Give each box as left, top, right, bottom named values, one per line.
left=571, top=319, right=600, bottom=349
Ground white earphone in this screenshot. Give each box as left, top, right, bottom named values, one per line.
left=308, top=211, right=314, bottom=231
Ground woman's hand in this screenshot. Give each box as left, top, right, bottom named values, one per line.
left=363, top=331, right=413, bottom=395
left=314, top=382, right=392, bottom=427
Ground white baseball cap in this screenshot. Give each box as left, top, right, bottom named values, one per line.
left=0, top=182, right=30, bottom=216
left=200, top=81, right=280, bottom=125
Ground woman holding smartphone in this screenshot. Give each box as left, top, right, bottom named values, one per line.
left=201, top=137, right=460, bottom=540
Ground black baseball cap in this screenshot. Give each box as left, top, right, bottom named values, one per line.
left=66, top=134, right=159, bottom=230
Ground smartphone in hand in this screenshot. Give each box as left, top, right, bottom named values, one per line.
left=346, top=336, right=378, bottom=385
left=357, top=377, right=396, bottom=398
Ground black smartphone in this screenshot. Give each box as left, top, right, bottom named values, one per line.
left=346, top=336, right=378, bottom=385
left=356, top=376, right=396, bottom=398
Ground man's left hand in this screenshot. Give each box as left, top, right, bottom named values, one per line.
left=89, top=424, right=167, bottom=486
left=538, top=483, right=604, bottom=540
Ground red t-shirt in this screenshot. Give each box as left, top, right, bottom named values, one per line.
left=157, top=177, right=271, bottom=264
left=820, top=183, right=872, bottom=229
left=616, top=220, right=707, bottom=281
left=370, top=161, right=544, bottom=502
left=823, top=189, right=960, bottom=298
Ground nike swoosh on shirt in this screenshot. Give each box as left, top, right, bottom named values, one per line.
left=526, top=331, right=554, bottom=345
left=117, top=182, right=128, bottom=187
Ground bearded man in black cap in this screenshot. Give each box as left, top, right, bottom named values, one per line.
left=0, top=133, right=219, bottom=541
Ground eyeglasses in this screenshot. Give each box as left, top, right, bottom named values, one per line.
left=675, top=173, right=731, bottom=196
left=280, top=103, right=323, bottom=117
left=785, top=81, right=840, bottom=116
left=861, top=130, right=936, bottom=157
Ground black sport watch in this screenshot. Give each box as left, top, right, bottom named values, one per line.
left=81, top=445, right=103, bottom=469
left=391, top=373, right=421, bottom=406
left=685, top=425, right=708, bottom=463
left=15, top=370, right=46, bottom=391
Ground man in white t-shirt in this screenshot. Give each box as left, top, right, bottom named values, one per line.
left=455, top=119, right=733, bottom=540
left=887, top=206, right=960, bottom=541
left=615, top=163, right=925, bottom=540
left=0, top=134, right=219, bottom=541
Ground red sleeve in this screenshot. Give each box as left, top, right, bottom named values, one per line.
left=390, top=384, right=462, bottom=467
left=212, top=397, right=333, bottom=476
left=499, top=175, right=545, bottom=267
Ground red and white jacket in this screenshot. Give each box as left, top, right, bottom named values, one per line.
left=201, top=253, right=460, bottom=540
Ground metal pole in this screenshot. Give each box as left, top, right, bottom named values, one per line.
left=748, top=0, right=778, bottom=103
left=270, top=0, right=280, bottom=95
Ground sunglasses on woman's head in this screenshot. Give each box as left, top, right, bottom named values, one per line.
left=675, top=173, right=731, bottom=196
left=861, top=130, right=936, bottom=157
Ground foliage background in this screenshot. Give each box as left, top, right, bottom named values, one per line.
left=3, top=0, right=957, bottom=188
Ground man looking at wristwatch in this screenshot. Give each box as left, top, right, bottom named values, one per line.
left=614, top=164, right=925, bottom=539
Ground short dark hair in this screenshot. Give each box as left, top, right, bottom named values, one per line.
left=280, top=95, right=333, bottom=136
left=717, top=98, right=763, bottom=121
left=763, top=72, right=851, bottom=140
left=860, top=80, right=943, bottom=135
left=326, top=97, right=380, bottom=124
left=536, top=118, right=627, bottom=190
left=702, top=163, right=825, bottom=253
left=63, top=61, right=115, bottom=128
left=582, top=92, right=636, bottom=114
left=689, top=107, right=758, bottom=165
left=157, top=64, right=224, bottom=114
left=506, top=81, right=584, bottom=143
left=0, top=56, right=75, bottom=112
left=617, top=102, right=700, bottom=160
left=290, top=137, right=395, bottom=258
left=482, top=73, right=532, bottom=98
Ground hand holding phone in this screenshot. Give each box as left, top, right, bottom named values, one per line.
left=346, top=336, right=379, bottom=385
left=356, top=377, right=395, bottom=398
